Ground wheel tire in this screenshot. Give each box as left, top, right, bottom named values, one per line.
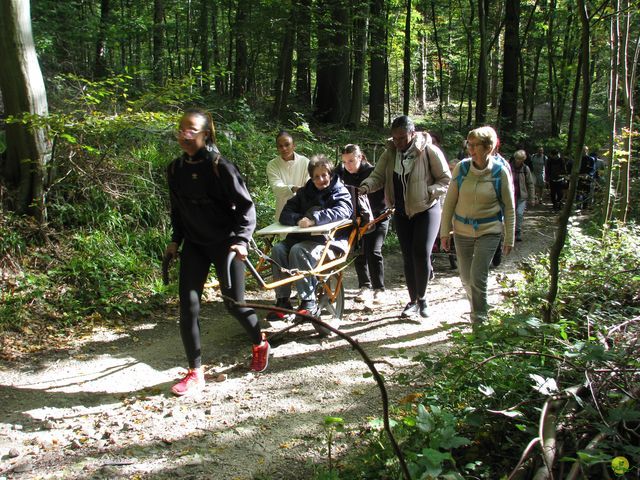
left=314, top=275, right=345, bottom=336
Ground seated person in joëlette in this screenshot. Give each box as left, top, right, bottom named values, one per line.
left=268, top=155, right=353, bottom=319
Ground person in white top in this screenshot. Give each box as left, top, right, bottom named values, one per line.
left=266, top=131, right=310, bottom=221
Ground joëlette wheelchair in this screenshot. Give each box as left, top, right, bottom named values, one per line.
left=241, top=208, right=393, bottom=336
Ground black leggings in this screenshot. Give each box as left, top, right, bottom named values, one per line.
left=179, top=240, right=261, bottom=369
left=394, top=202, right=441, bottom=302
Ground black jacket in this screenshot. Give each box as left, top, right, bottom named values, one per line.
left=279, top=174, right=353, bottom=252
left=335, top=163, right=386, bottom=216
left=168, top=147, right=256, bottom=247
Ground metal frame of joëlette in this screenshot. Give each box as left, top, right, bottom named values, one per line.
left=244, top=210, right=394, bottom=303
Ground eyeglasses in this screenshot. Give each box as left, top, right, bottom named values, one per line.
left=465, top=141, right=484, bottom=149
left=175, top=129, right=203, bottom=140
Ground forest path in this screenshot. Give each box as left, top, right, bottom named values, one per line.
left=0, top=205, right=556, bottom=479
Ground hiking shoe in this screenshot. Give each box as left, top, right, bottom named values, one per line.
left=355, top=287, right=372, bottom=303
left=266, top=298, right=293, bottom=321
left=250, top=332, right=270, bottom=373
left=372, top=289, right=385, bottom=304
left=171, top=369, right=204, bottom=396
left=418, top=299, right=429, bottom=318
left=401, top=302, right=418, bottom=318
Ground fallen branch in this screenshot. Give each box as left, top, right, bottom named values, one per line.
left=229, top=298, right=412, bottom=480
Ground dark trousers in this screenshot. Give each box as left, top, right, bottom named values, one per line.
left=179, top=240, right=261, bottom=369
left=354, top=218, right=389, bottom=290
left=550, top=180, right=564, bottom=209
left=394, top=202, right=441, bottom=302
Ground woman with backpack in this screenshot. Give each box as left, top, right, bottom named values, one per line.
left=336, top=144, right=389, bottom=304
left=440, top=126, right=515, bottom=327
left=164, top=108, right=270, bottom=396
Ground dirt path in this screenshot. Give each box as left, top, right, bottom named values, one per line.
left=0, top=207, right=556, bottom=479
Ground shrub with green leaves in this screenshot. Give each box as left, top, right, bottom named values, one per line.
left=332, top=223, right=639, bottom=479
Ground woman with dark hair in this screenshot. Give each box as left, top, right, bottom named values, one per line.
left=165, top=108, right=269, bottom=396
left=336, top=144, right=389, bottom=304
left=359, top=116, right=451, bottom=318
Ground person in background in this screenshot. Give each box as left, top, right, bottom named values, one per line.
left=270, top=155, right=352, bottom=319
left=440, top=126, right=515, bottom=326
left=336, top=144, right=389, bottom=304
left=530, top=146, right=547, bottom=205
left=359, top=116, right=451, bottom=318
left=510, top=150, right=535, bottom=242
left=266, top=131, right=310, bottom=221
left=545, top=149, right=567, bottom=212
left=165, top=108, right=270, bottom=397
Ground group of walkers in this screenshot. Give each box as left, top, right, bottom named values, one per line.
left=165, top=108, right=561, bottom=396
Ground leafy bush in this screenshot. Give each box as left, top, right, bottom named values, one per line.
left=331, top=223, right=639, bottom=479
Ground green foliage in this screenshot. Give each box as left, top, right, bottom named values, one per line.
left=331, top=223, right=640, bottom=479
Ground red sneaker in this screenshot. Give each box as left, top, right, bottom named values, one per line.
left=250, top=333, right=270, bottom=372
left=171, top=369, right=204, bottom=396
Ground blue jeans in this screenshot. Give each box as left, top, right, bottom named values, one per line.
left=516, top=199, right=527, bottom=235
left=271, top=238, right=326, bottom=303
left=454, top=233, right=502, bottom=323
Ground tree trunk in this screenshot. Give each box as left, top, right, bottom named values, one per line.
left=545, top=0, right=591, bottom=323
left=498, top=0, right=519, bottom=134
left=272, top=7, right=296, bottom=118
left=490, top=43, right=499, bottom=107
left=604, top=1, right=620, bottom=225
left=417, top=30, right=428, bottom=112
left=152, top=0, right=165, bottom=85
left=475, top=0, right=489, bottom=124
left=546, top=2, right=558, bottom=133
left=233, top=0, right=249, bottom=97
left=348, top=0, right=370, bottom=127
left=430, top=0, right=445, bottom=120
left=402, top=0, right=412, bottom=115
left=94, top=0, right=111, bottom=78
left=315, top=0, right=350, bottom=123
left=212, top=1, right=223, bottom=93
left=199, top=0, right=210, bottom=93
left=0, top=0, right=51, bottom=221
left=565, top=54, right=582, bottom=157
left=295, top=0, right=312, bottom=105
left=368, top=0, right=387, bottom=128
left=617, top=0, right=638, bottom=223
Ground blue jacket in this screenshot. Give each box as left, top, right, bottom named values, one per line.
left=279, top=174, right=353, bottom=253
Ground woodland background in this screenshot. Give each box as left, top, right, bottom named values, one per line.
left=0, top=0, right=639, bottom=478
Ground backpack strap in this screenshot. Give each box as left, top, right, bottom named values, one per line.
left=455, top=159, right=472, bottom=190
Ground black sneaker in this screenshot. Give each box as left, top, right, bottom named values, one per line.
left=417, top=299, right=429, bottom=318
left=266, top=298, right=293, bottom=321
left=401, top=302, right=418, bottom=318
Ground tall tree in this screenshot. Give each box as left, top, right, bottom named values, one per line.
left=402, top=0, right=412, bottom=115
left=348, top=0, right=370, bottom=127
left=94, top=0, right=111, bottom=78
left=0, top=0, right=51, bottom=220
left=233, top=0, right=249, bottom=97
left=314, top=0, right=350, bottom=123
left=498, top=0, right=520, bottom=133
left=152, top=0, right=165, bottom=85
left=475, top=0, right=489, bottom=124
left=295, top=0, right=312, bottom=104
left=199, top=0, right=210, bottom=93
left=272, top=6, right=296, bottom=118
left=545, top=0, right=591, bottom=323
left=430, top=0, right=445, bottom=120
left=369, top=0, right=387, bottom=127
